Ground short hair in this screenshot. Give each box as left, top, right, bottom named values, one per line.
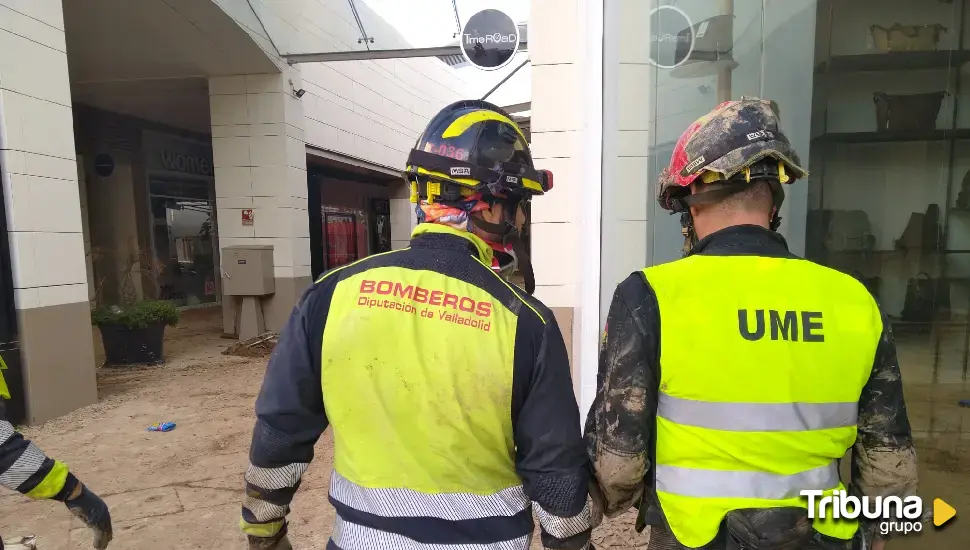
left=691, top=178, right=774, bottom=214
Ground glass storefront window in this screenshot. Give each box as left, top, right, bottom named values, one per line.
left=808, top=0, right=969, bottom=399
left=610, top=0, right=970, bottom=545
left=639, top=0, right=817, bottom=265
left=149, top=179, right=218, bottom=307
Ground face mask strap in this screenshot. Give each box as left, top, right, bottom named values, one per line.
left=469, top=198, right=536, bottom=294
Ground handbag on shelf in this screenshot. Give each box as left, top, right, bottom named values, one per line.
left=870, top=23, right=946, bottom=52
left=895, top=203, right=944, bottom=252
left=873, top=91, right=946, bottom=131
left=922, top=203, right=944, bottom=252
left=825, top=210, right=875, bottom=252
left=900, top=272, right=951, bottom=323
left=957, top=170, right=970, bottom=209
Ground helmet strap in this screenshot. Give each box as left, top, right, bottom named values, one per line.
left=673, top=176, right=787, bottom=257
left=469, top=198, right=536, bottom=294
left=680, top=211, right=698, bottom=257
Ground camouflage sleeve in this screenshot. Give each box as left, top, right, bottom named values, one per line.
left=850, top=312, right=918, bottom=513
left=583, top=273, right=659, bottom=517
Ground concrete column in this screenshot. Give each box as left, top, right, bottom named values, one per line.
left=530, top=0, right=603, bottom=413
left=390, top=180, right=414, bottom=251
left=0, top=0, right=98, bottom=423
left=209, top=70, right=310, bottom=334
left=77, top=155, right=96, bottom=302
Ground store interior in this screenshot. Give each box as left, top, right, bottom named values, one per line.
left=307, top=158, right=399, bottom=277
left=807, top=0, right=970, bottom=389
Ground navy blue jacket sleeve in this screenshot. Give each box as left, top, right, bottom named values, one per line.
left=512, top=303, right=593, bottom=549
left=241, top=276, right=335, bottom=538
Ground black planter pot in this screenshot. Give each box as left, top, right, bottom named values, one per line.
left=98, top=321, right=166, bottom=366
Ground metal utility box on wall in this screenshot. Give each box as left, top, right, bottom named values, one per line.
left=222, top=245, right=275, bottom=341
left=223, top=245, right=275, bottom=296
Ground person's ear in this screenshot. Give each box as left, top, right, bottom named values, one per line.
left=478, top=202, right=503, bottom=224
left=515, top=203, right=527, bottom=228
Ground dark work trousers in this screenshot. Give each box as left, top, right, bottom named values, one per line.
left=646, top=524, right=852, bottom=550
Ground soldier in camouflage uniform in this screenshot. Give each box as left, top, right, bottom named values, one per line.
left=584, top=98, right=918, bottom=550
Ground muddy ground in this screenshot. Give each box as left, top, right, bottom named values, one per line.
left=0, top=308, right=966, bottom=548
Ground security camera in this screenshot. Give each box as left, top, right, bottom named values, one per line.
left=288, top=78, right=306, bottom=99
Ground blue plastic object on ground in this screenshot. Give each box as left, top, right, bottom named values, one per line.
left=147, top=422, right=176, bottom=432
left=959, top=400, right=970, bottom=408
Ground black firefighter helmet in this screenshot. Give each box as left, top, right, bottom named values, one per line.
left=403, top=100, right=554, bottom=294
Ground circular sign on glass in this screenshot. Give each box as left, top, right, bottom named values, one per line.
left=649, top=5, right=695, bottom=69
left=460, top=9, right=520, bottom=71
left=94, top=153, right=115, bottom=177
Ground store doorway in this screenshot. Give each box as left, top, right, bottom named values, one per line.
left=149, top=178, right=219, bottom=306
left=307, top=158, right=399, bottom=277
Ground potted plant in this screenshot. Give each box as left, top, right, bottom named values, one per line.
left=89, top=245, right=180, bottom=366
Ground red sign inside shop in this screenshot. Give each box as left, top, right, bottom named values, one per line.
left=241, top=209, right=254, bottom=225
left=325, top=212, right=360, bottom=269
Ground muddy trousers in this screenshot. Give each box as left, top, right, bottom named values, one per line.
left=646, top=525, right=852, bottom=550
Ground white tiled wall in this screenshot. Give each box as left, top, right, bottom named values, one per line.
left=213, top=0, right=470, bottom=174
left=389, top=192, right=416, bottom=251
left=0, top=0, right=89, bottom=309
left=598, top=0, right=655, bottom=322
left=530, top=0, right=583, bottom=309
left=209, top=72, right=312, bottom=280
left=530, top=0, right=604, bottom=418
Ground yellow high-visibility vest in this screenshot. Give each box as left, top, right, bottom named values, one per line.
left=0, top=354, right=9, bottom=399
left=643, top=254, right=881, bottom=548
left=321, top=224, right=523, bottom=496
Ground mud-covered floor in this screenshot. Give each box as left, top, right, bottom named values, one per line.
left=0, top=308, right=967, bottom=548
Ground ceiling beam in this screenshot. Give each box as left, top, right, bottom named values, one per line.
left=501, top=101, right=531, bottom=114
left=284, top=41, right=527, bottom=64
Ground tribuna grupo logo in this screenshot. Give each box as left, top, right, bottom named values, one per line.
left=801, top=490, right=932, bottom=536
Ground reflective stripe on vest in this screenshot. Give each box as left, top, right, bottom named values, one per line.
left=0, top=353, right=9, bottom=399
left=655, top=461, right=839, bottom=500
left=328, top=470, right=529, bottom=520
left=643, top=254, right=881, bottom=548
left=331, top=514, right=534, bottom=550
left=658, top=393, right=858, bottom=432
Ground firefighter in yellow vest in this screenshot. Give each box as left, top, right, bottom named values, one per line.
left=0, top=364, right=113, bottom=548
left=240, top=100, right=594, bottom=550
left=584, top=98, right=918, bottom=550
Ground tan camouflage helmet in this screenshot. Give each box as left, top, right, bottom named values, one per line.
left=657, top=97, right=808, bottom=213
